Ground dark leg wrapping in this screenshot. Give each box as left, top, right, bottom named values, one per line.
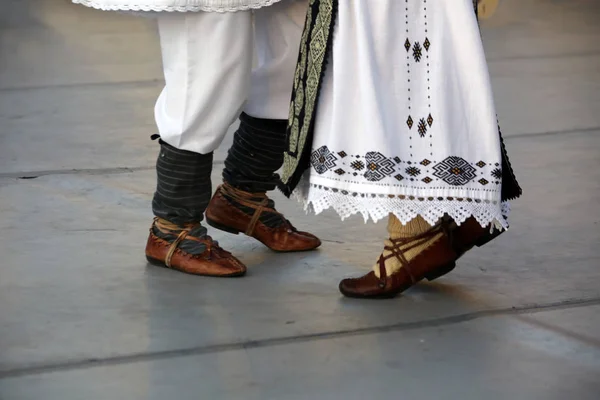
left=222, top=113, right=288, bottom=228
left=152, top=140, right=213, bottom=254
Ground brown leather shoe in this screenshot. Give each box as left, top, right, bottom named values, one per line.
left=205, top=184, right=321, bottom=252
left=339, top=226, right=457, bottom=299
left=452, top=216, right=504, bottom=256
left=424, top=217, right=504, bottom=281
left=145, top=221, right=246, bottom=277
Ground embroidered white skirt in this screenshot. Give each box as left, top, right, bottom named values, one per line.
left=294, top=0, right=509, bottom=228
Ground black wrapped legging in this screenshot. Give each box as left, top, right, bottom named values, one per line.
left=152, top=113, right=287, bottom=228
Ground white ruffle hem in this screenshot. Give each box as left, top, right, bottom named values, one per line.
left=72, top=0, right=283, bottom=13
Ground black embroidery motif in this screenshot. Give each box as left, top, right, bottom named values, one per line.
left=427, top=113, right=434, bottom=127
left=418, top=118, right=428, bottom=137
left=307, top=183, right=501, bottom=206
left=424, top=1, right=433, bottom=154
left=424, top=37, right=431, bottom=51
left=310, top=146, right=337, bottom=174
left=308, top=148, right=499, bottom=188
left=351, top=160, right=365, bottom=171
left=364, top=152, right=396, bottom=182
left=406, top=166, right=421, bottom=177
left=433, top=156, right=477, bottom=186
left=412, top=42, right=423, bottom=62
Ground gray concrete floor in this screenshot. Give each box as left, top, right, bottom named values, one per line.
left=1, top=0, right=600, bottom=399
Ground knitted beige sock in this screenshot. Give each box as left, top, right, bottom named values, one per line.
left=373, top=214, right=443, bottom=278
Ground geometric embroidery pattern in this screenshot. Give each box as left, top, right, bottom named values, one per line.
left=432, top=156, right=477, bottom=186
left=427, top=113, right=434, bottom=127
left=418, top=118, right=428, bottom=137
left=412, top=42, right=423, bottom=62
left=310, top=145, right=337, bottom=174
left=424, top=37, right=431, bottom=51
left=406, top=166, right=421, bottom=177
left=364, top=152, right=396, bottom=182
left=407, top=116, right=414, bottom=129
left=308, top=147, right=498, bottom=189
left=281, top=0, right=336, bottom=187
left=351, top=160, right=365, bottom=171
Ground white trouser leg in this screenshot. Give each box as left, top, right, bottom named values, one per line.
left=154, top=11, right=253, bottom=154
left=245, top=0, right=308, bottom=119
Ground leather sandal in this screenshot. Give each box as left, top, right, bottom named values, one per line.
left=145, top=218, right=247, bottom=277
left=206, top=184, right=321, bottom=252
left=339, top=224, right=457, bottom=299
left=424, top=216, right=504, bottom=281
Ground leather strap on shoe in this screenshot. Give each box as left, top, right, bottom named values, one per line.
left=165, top=230, right=189, bottom=268
left=219, top=183, right=290, bottom=236
left=378, top=223, right=444, bottom=286
left=154, top=218, right=220, bottom=267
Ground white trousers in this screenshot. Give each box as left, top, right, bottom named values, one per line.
left=154, top=0, right=307, bottom=153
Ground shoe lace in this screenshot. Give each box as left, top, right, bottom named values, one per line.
left=154, top=218, right=229, bottom=266
left=219, top=183, right=295, bottom=235
left=377, top=223, right=445, bottom=287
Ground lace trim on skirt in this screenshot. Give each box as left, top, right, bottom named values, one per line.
left=293, top=183, right=510, bottom=230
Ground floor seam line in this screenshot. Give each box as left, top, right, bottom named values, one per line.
left=1, top=296, right=598, bottom=380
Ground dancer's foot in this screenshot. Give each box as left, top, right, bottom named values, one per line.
left=206, top=183, right=321, bottom=252
left=145, top=218, right=246, bottom=277
left=424, top=216, right=504, bottom=281
left=339, top=217, right=456, bottom=299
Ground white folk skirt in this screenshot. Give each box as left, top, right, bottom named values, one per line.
left=293, top=0, right=510, bottom=229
